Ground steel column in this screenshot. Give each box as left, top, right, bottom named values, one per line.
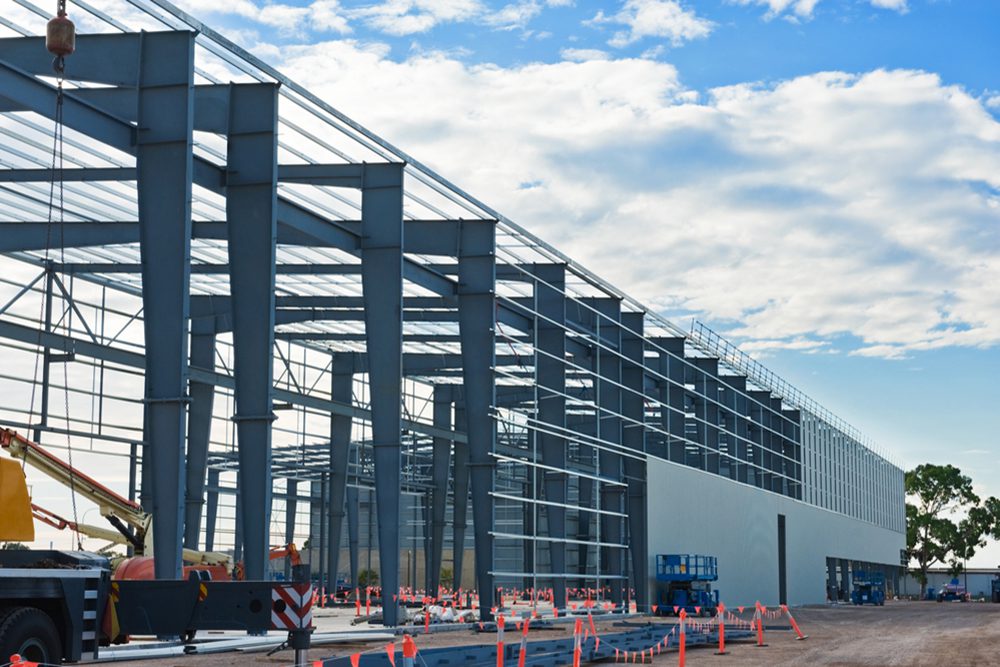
left=347, top=485, right=360, bottom=591
left=457, top=220, right=497, bottom=621
left=428, top=384, right=452, bottom=595
left=534, top=264, right=567, bottom=608
left=136, top=31, right=195, bottom=580
left=327, top=355, right=354, bottom=591
left=185, top=332, right=216, bottom=550
left=655, top=338, right=686, bottom=464
left=226, top=83, right=280, bottom=581
left=452, top=402, right=469, bottom=592
left=204, top=468, right=220, bottom=551
left=695, top=358, right=720, bottom=474
left=595, top=299, right=623, bottom=603
left=359, top=163, right=405, bottom=626
left=285, top=479, right=298, bottom=581
left=621, top=312, right=647, bottom=609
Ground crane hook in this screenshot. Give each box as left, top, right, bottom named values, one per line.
left=46, top=0, right=75, bottom=75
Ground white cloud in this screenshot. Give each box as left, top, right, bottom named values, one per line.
left=311, top=0, right=353, bottom=33
left=589, top=0, right=713, bottom=48
left=733, top=0, right=908, bottom=20
left=171, top=0, right=352, bottom=35
left=270, top=44, right=1000, bottom=359
left=730, top=0, right=818, bottom=20
left=351, top=0, right=483, bottom=35
left=869, top=0, right=908, bottom=12
left=560, top=47, right=610, bottom=61
left=483, top=0, right=544, bottom=30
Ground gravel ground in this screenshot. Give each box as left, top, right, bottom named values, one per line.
left=104, top=600, right=1000, bottom=667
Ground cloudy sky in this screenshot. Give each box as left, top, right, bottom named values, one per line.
left=160, top=0, right=1000, bottom=558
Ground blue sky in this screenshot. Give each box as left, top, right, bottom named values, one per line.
left=159, top=0, right=1000, bottom=564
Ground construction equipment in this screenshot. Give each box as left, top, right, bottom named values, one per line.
left=653, top=554, right=719, bottom=617
left=0, top=431, right=314, bottom=663
left=1, top=428, right=235, bottom=577
left=849, top=570, right=885, bottom=606
left=936, top=578, right=969, bottom=602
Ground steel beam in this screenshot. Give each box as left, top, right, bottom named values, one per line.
left=0, top=320, right=465, bottom=444
left=359, top=162, right=405, bottom=626
left=184, top=332, right=216, bottom=550
left=136, top=31, right=196, bottom=580
left=0, top=33, right=142, bottom=86
left=457, top=220, right=497, bottom=620
left=225, top=83, right=280, bottom=581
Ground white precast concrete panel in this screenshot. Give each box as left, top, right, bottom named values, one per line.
left=646, top=457, right=905, bottom=607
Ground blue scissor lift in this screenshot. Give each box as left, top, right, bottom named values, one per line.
left=654, top=554, right=720, bottom=617
left=850, top=570, right=886, bottom=606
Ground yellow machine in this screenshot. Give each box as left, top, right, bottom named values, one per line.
left=0, top=457, right=34, bottom=541
left=0, top=427, right=231, bottom=567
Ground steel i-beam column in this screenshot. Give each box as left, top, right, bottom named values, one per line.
left=621, top=312, right=648, bottom=609
left=347, top=485, right=360, bottom=591
left=452, top=402, right=470, bottom=593
left=360, top=163, right=405, bottom=626
left=234, top=482, right=244, bottom=563
left=428, top=385, right=452, bottom=595
left=140, top=427, right=152, bottom=514
left=204, top=468, right=220, bottom=551
left=185, top=332, right=216, bottom=550
left=137, top=31, right=195, bottom=579
left=595, top=299, right=623, bottom=604
left=457, top=220, right=497, bottom=621
left=655, top=339, right=685, bottom=464
left=534, top=264, right=567, bottom=608
left=695, top=359, right=720, bottom=474
left=327, top=355, right=354, bottom=592
left=225, top=83, right=280, bottom=582
left=285, top=479, right=298, bottom=581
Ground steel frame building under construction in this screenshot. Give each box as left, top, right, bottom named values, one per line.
left=0, top=0, right=906, bottom=625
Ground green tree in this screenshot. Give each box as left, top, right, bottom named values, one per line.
left=439, top=566, right=454, bottom=591
left=1, top=542, right=29, bottom=550
left=905, top=464, right=998, bottom=598
left=358, top=567, right=379, bottom=588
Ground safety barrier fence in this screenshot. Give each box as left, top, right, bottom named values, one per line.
left=316, top=602, right=807, bottom=667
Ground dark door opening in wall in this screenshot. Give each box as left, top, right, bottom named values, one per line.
left=777, top=514, right=787, bottom=605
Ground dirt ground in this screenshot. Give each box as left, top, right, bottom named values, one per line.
left=108, top=600, right=1000, bottom=667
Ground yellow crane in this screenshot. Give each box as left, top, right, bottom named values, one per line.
left=0, top=427, right=232, bottom=567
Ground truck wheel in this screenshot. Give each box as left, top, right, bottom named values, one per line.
left=0, top=607, right=63, bottom=665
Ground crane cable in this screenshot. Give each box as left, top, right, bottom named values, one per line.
left=38, top=0, right=82, bottom=550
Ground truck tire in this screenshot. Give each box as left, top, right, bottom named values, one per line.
left=0, top=606, right=63, bottom=665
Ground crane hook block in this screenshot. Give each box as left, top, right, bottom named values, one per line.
left=46, top=9, right=76, bottom=59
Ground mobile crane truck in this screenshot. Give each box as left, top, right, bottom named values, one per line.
left=0, top=428, right=314, bottom=664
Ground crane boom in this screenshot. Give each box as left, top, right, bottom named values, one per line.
left=3, top=427, right=234, bottom=568
left=1, top=427, right=149, bottom=549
